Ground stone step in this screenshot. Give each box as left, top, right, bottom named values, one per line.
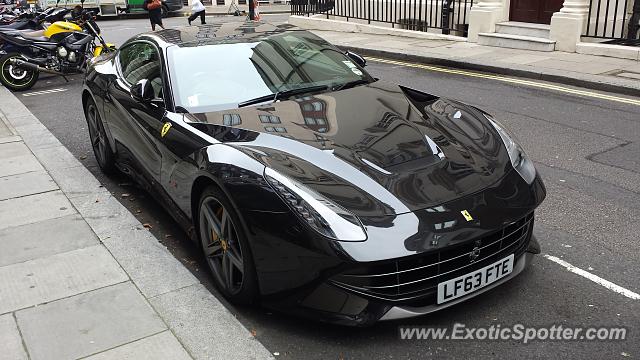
left=477, top=32, right=556, bottom=52
left=495, top=21, right=551, bottom=39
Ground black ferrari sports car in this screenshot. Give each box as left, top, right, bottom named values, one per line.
left=82, top=22, right=546, bottom=326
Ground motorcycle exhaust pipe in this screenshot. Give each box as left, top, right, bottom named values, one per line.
left=9, top=58, right=65, bottom=76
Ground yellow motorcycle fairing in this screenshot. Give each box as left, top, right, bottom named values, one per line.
left=43, top=21, right=82, bottom=38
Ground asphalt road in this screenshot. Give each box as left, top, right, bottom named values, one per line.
left=12, top=16, right=640, bottom=360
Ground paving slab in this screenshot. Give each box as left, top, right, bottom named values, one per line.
left=0, top=95, right=36, bottom=121
left=0, top=245, right=128, bottom=314
left=0, top=190, right=75, bottom=231
left=0, top=170, right=58, bottom=201
left=150, top=284, right=273, bottom=360
left=48, top=165, right=110, bottom=199
left=497, top=53, right=553, bottom=65
left=16, top=282, right=167, bottom=360
left=102, top=226, right=199, bottom=298
left=30, top=144, right=82, bottom=171
left=0, top=314, right=28, bottom=360
left=83, top=331, right=192, bottom=360
left=528, top=58, right=622, bottom=75
left=70, top=192, right=141, bottom=240
left=3, top=114, right=41, bottom=129
left=0, top=117, right=12, bottom=138
left=0, top=214, right=98, bottom=267
left=0, top=135, right=21, bottom=144
left=0, top=142, right=31, bottom=159
left=0, top=153, right=43, bottom=178
left=15, top=123, right=63, bottom=150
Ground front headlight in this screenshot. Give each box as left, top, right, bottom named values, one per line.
left=264, top=168, right=367, bottom=241
left=485, top=114, right=536, bottom=184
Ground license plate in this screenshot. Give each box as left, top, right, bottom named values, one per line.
left=437, top=254, right=515, bottom=304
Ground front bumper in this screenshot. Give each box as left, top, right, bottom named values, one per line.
left=259, top=227, right=540, bottom=327
left=380, top=251, right=535, bottom=320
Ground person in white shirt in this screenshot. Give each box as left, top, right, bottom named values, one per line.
left=188, top=0, right=206, bottom=25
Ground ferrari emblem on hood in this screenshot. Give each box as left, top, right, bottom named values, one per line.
left=461, top=210, right=473, bottom=221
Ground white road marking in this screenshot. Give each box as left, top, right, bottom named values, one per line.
left=544, top=254, right=640, bottom=300
left=22, top=88, right=68, bottom=97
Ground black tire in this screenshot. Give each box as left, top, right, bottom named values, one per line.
left=197, top=185, right=258, bottom=304
left=161, top=5, right=169, bottom=18
left=84, top=97, right=116, bottom=175
left=0, top=53, right=39, bottom=91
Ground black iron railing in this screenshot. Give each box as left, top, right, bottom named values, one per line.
left=291, top=0, right=474, bottom=37
left=584, top=0, right=640, bottom=43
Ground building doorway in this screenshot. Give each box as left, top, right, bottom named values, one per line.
left=509, top=0, right=564, bottom=24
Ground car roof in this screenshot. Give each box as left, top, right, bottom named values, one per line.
left=132, top=22, right=301, bottom=49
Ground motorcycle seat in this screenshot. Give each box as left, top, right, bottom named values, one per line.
left=19, top=29, right=46, bottom=39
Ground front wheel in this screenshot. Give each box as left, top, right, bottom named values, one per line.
left=0, top=53, right=39, bottom=91
left=198, top=185, right=258, bottom=304
left=84, top=97, right=116, bottom=175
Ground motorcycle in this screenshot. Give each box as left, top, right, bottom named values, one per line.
left=0, top=8, right=114, bottom=91
left=0, top=7, right=67, bottom=31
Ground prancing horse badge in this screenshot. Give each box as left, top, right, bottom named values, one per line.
left=461, top=210, right=473, bottom=222
left=161, top=122, right=172, bottom=138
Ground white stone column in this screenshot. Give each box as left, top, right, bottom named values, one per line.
left=467, top=0, right=510, bottom=42
left=549, top=0, right=591, bottom=52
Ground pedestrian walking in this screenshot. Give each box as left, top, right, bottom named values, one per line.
left=143, top=0, right=165, bottom=31
left=188, top=0, right=206, bottom=25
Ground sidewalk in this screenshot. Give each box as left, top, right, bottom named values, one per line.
left=290, top=16, right=640, bottom=96
left=200, top=3, right=290, bottom=15
left=0, top=87, right=272, bottom=359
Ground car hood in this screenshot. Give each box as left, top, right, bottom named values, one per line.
left=185, top=81, right=512, bottom=217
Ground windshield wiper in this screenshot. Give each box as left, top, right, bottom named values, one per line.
left=332, top=79, right=372, bottom=91
left=238, top=85, right=329, bottom=108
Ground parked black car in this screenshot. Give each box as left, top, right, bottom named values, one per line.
left=82, top=23, right=546, bottom=326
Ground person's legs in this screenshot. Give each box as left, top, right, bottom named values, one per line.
left=188, top=11, right=197, bottom=25
left=199, top=10, right=206, bottom=24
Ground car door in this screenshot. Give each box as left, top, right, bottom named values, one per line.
left=105, top=41, right=166, bottom=185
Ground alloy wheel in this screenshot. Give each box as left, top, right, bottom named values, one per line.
left=199, top=196, right=245, bottom=295
left=86, top=102, right=108, bottom=167
left=0, top=54, right=37, bottom=90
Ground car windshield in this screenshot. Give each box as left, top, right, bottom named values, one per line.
left=167, top=31, right=374, bottom=113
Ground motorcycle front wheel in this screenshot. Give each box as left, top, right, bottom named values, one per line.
left=0, top=53, right=39, bottom=91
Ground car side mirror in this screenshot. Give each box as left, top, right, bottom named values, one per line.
left=131, top=79, right=154, bottom=102
left=346, top=51, right=366, bottom=68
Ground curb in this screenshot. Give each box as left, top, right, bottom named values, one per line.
left=0, top=86, right=273, bottom=360
left=334, top=45, right=640, bottom=98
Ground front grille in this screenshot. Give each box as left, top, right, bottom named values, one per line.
left=330, top=213, right=534, bottom=303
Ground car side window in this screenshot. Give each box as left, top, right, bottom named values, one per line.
left=118, top=42, right=164, bottom=99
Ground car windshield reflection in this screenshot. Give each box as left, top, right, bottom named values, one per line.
left=167, top=31, right=373, bottom=113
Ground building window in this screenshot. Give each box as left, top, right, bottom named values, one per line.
left=223, top=114, right=241, bottom=126
left=259, top=115, right=281, bottom=124
left=264, top=126, right=287, bottom=133
left=304, top=117, right=316, bottom=125
left=312, top=101, right=323, bottom=111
